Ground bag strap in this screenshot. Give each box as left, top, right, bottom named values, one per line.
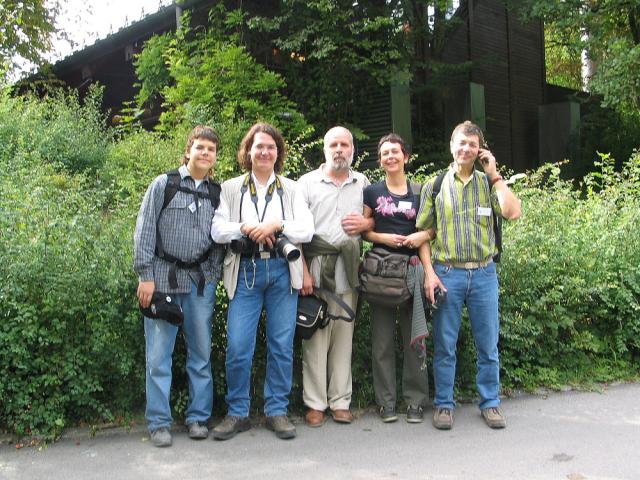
left=312, top=287, right=356, bottom=322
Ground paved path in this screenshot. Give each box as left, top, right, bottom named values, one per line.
left=1, top=383, right=639, bottom=480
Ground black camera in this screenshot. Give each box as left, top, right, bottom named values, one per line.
left=275, top=234, right=300, bottom=262
left=432, top=286, right=447, bottom=309
left=230, top=236, right=255, bottom=255
left=230, top=234, right=300, bottom=262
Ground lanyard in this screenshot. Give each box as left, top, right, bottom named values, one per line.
left=239, top=174, right=286, bottom=223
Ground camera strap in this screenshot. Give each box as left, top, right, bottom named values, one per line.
left=239, top=174, right=286, bottom=223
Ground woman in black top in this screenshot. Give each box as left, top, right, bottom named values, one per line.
left=362, top=133, right=431, bottom=424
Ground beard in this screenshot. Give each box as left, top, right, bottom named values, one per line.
left=326, top=153, right=353, bottom=171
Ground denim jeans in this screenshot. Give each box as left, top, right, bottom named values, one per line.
left=144, top=281, right=216, bottom=431
left=225, top=257, right=297, bottom=417
left=431, top=261, right=500, bottom=410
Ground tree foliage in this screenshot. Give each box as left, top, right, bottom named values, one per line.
left=130, top=6, right=308, bottom=177
left=0, top=0, right=60, bottom=78
left=521, top=0, right=640, bottom=118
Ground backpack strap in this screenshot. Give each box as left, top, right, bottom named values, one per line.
left=162, top=169, right=182, bottom=211
left=430, top=170, right=447, bottom=228
left=409, top=181, right=422, bottom=196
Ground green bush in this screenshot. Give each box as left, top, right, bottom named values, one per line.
left=1, top=88, right=639, bottom=439
left=499, top=155, right=640, bottom=390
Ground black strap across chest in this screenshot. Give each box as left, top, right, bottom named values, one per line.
left=155, top=169, right=221, bottom=295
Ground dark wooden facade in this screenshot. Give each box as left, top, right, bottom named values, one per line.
left=47, top=0, right=547, bottom=172
left=440, top=0, right=545, bottom=171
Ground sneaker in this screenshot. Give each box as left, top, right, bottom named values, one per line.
left=187, top=421, right=209, bottom=439
left=406, top=405, right=424, bottom=424
left=265, top=415, right=297, bottom=440
left=150, top=427, right=172, bottom=447
left=481, top=407, right=506, bottom=429
left=432, top=408, right=453, bottom=430
left=212, top=415, right=251, bottom=440
left=379, top=406, right=398, bottom=423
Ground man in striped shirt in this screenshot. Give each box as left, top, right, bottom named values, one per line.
left=416, top=121, right=521, bottom=430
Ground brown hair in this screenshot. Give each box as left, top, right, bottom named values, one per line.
left=377, top=133, right=409, bottom=161
left=181, top=125, right=220, bottom=168
left=450, top=120, right=485, bottom=147
left=237, top=123, right=287, bottom=173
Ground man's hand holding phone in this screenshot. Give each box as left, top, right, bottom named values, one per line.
left=477, top=147, right=498, bottom=178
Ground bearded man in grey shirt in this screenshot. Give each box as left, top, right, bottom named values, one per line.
left=298, top=126, right=373, bottom=427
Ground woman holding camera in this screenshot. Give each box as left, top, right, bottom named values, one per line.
left=362, top=133, right=432, bottom=424
left=211, top=123, right=314, bottom=440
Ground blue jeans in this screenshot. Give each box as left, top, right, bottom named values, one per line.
left=432, top=262, right=500, bottom=410
left=144, top=281, right=216, bottom=431
left=225, top=257, right=298, bottom=417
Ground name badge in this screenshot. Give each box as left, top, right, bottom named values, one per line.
left=398, top=201, right=413, bottom=211
left=477, top=206, right=492, bottom=217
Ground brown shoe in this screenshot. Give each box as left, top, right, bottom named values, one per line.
left=305, top=409, right=326, bottom=427
left=330, top=409, right=353, bottom=424
left=481, top=407, right=506, bottom=429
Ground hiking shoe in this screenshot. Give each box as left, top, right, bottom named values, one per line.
left=150, top=427, right=172, bottom=447
left=481, top=407, right=506, bottom=429
left=265, top=415, right=297, bottom=440
left=406, top=405, right=424, bottom=424
left=187, top=421, right=209, bottom=439
left=432, top=408, right=453, bottom=430
left=379, top=406, right=398, bottom=423
left=212, top=415, right=251, bottom=440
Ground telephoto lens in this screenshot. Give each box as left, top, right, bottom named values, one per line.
left=275, top=235, right=300, bottom=261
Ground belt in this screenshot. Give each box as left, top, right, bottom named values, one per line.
left=436, top=258, right=492, bottom=270
left=241, top=250, right=281, bottom=260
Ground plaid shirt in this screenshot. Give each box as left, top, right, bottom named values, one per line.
left=416, top=168, right=501, bottom=263
left=134, top=165, right=225, bottom=293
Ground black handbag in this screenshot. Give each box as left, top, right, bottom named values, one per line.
left=296, top=287, right=356, bottom=340
left=296, top=294, right=329, bottom=340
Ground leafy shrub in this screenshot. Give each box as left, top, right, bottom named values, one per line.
left=2, top=87, right=639, bottom=438
left=499, top=154, right=640, bottom=390
left=0, top=87, right=109, bottom=174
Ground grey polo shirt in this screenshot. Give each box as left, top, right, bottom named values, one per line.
left=297, top=165, right=370, bottom=294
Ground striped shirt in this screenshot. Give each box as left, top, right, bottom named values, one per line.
left=133, top=165, right=225, bottom=293
left=416, top=168, right=501, bottom=263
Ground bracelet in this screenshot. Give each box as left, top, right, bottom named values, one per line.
left=490, top=175, right=503, bottom=186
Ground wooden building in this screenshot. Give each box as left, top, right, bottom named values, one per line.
left=47, top=0, right=576, bottom=172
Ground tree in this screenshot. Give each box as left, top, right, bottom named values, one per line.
left=131, top=6, right=309, bottom=178
left=248, top=0, right=463, bottom=159
left=0, top=0, right=61, bottom=78
left=521, top=0, right=640, bottom=118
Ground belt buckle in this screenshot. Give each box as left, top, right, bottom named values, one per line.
left=259, top=251, right=271, bottom=260
left=464, top=261, right=475, bottom=269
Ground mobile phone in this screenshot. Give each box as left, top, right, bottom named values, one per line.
left=477, top=142, right=490, bottom=165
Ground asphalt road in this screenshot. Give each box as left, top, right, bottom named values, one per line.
left=1, top=383, right=639, bottom=480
